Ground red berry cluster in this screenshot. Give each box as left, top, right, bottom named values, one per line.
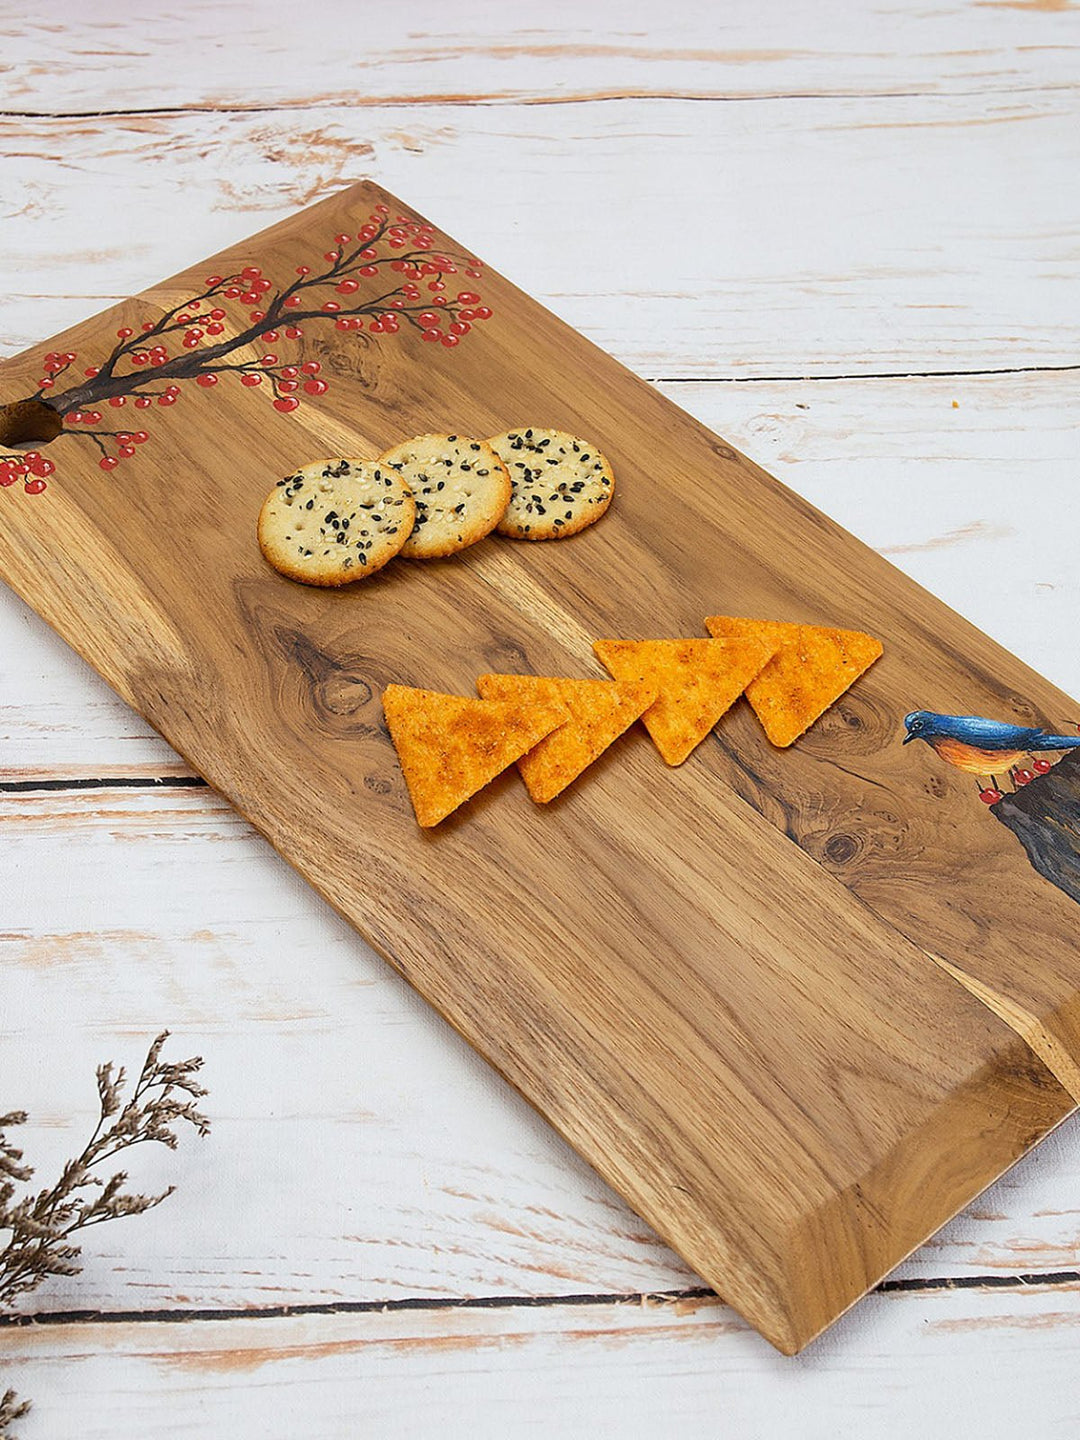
left=96, top=431, right=150, bottom=471
left=35, top=349, right=77, bottom=391
left=979, top=755, right=1056, bottom=805
left=229, top=353, right=325, bottom=413
left=0, top=450, right=55, bottom=494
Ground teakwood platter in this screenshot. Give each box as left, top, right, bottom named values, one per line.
left=2, top=181, right=1078, bottom=1353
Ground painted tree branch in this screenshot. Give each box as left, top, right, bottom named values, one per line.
left=0, top=201, right=492, bottom=494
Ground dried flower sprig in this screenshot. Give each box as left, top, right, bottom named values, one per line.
left=0, top=1388, right=31, bottom=1435
left=0, top=1031, right=209, bottom=1311
left=0, top=1387, right=30, bottom=1440
left=1, top=1032, right=209, bottom=1436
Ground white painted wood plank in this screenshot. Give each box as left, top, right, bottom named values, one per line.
left=1, top=0, right=1077, bottom=1413
left=2, top=783, right=1078, bottom=1317
left=2, top=93, right=1078, bottom=375
left=4, top=0, right=1078, bottom=111
left=5, top=1283, right=1080, bottom=1440
left=2, top=372, right=1076, bottom=777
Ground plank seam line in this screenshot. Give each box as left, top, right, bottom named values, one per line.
left=2, top=358, right=1076, bottom=386
left=0, top=776, right=208, bottom=793
left=0, top=84, right=1077, bottom=119
left=647, top=363, right=1080, bottom=383
left=3, top=1271, right=1078, bottom=1328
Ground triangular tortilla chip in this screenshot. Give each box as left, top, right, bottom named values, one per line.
left=592, top=637, right=777, bottom=766
left=477, top=674, right=656, bottom=802
left=704, top=616, right=883, bottom=747
left=382, top=685, right=568, bottom=827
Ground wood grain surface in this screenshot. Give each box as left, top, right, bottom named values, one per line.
left=1, top=176, right=1077, bottom=1353
left=3, top=0, right=1079, bottom=1425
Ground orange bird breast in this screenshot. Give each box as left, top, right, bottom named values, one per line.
left=929, top=736, right=1028, bottom=774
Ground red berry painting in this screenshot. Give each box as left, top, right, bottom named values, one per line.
left=0, top=203, right=491, bottom=496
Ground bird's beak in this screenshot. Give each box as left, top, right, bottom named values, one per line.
left=902, top=732, right=916, bottom=744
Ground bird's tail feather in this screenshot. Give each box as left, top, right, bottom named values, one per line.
left=1039, top=735, right=1080, bottom=750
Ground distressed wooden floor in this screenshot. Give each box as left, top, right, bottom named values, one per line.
left=1, top=3, right=1079, bottom=1434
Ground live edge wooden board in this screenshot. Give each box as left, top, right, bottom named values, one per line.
left=2, top=183, right=1079, bottom=1355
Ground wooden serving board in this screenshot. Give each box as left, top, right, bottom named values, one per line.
left=2, top=182, right=1078, bottom=1354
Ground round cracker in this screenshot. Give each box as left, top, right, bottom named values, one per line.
left=377, top=433, right=511, bottom=560
left=257, top=456, right=415, bottom=587
left=487, top=428, right=615, bottom=540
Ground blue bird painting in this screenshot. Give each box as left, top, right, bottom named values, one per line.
left=903, top=709, right=1080, bottom=906
left=903, top=709, right=1080, bottom=794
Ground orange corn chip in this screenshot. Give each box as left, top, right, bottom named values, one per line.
left=592, top=637, right=777, bottom=766
left=477, top=674, right=657, bottom=803
left=382, top=684, right=568, bottom=827
left=704, top=616, right=883, bottom=747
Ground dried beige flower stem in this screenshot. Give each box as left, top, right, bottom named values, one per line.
left=0, top=1388, right=31, bottom=1438
left=0, top=1032, right=209, bottom=1436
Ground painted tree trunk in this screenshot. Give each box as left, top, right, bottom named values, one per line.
left=992, top=750, right=1080, bottom=905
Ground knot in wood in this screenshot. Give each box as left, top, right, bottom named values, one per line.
left=823, top=832, right=860, bottom=866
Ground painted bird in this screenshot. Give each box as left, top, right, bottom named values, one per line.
left=903, top=709, right=1080, bottom=790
